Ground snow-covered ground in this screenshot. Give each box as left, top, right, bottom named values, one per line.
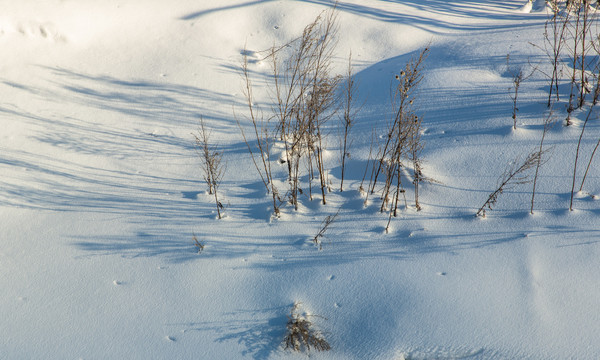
left=2, top=1, right=600, bottom=359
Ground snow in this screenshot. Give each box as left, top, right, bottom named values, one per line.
left=2, top=0, right=600, bottom=359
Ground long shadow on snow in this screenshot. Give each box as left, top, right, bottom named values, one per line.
left=39, top=67, right=241, bottom=128
left=351, top=43, right=547, bottom=137
left=0, top=146, right=208, bottom=214
left=180, top=0, right=546, bottom=33
left=0, top=104, right=196, bottom=159
left=59, top=43, right=544, bottom=265
left=171, top=306, right=289, bottom=360
left=0, top=69, right=254, bottom=264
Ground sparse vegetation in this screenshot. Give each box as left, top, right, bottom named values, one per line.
left=542, top=0, right=570, bottom=106
left=234, top=1, right=600, bottom=224
left=237, top=9, right=434, bottom=230
left=533, top=0, right=600, bottom=210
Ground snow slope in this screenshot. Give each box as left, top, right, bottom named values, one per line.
left=1, top=0, right=599, bottom=359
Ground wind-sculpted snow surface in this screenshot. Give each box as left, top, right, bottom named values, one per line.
left=1, top=1, right=599, bottom=359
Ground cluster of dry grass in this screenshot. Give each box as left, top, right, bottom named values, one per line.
left=283, top=303, right=330, bottom=352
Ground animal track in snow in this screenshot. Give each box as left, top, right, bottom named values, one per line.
left=2, top=21, right=66, bottom=42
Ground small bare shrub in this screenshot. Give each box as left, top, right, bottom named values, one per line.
left=269, top=7, right=340, bottom=207
left=363, top=46, right=429, bottom=231
left=239, top=6, right=341, bottom=211
left=564, top=0, right=597, bottom=117
left=410, top=114, right=424, bottom=212
left=283, top=303, right=330, bottom=352
left=194, top=117, right=225, bottom=219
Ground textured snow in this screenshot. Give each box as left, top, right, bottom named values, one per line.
left=1, top=1, right=599, bottom=359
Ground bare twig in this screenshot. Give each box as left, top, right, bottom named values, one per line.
left=192, top=233, right=205, bottom=254
left=477, top=150, right=544, bottom=218
left=312, top=208, right=340, bottom=250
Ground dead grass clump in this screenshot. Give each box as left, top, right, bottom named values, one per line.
left=283, top=303, right=330, bottom=352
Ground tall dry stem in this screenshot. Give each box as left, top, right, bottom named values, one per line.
left=340, top=52, right=359, bottom=192
left=238, top=52, right=280, bottom=216
left=531, top=109, right=555, bottom=214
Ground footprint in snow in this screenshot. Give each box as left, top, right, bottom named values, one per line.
left=16, top=21, right=66, bottom=42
